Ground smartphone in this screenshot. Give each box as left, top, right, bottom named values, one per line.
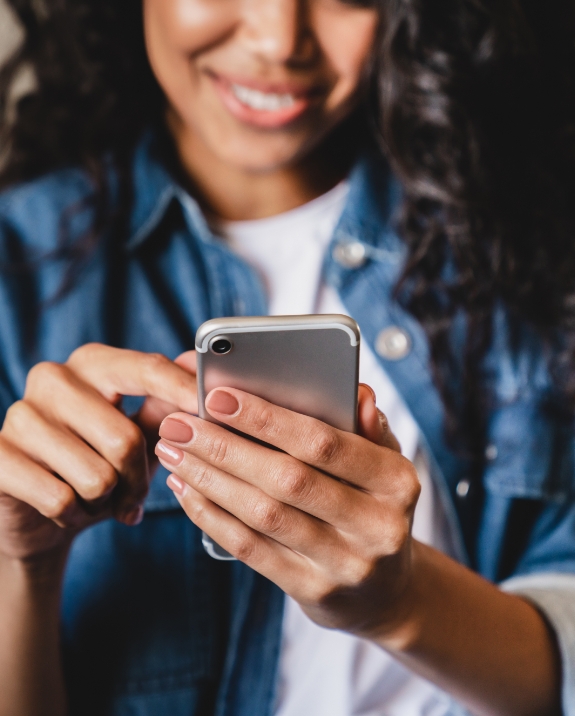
left=195, top=314, right=360, bottom=560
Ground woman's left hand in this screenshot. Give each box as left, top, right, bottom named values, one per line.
left=155, top=384, right=421, bottom=640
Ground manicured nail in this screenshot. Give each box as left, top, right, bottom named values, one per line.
left=167, top=474, right=187, bottom=497
left=159, top=418, right=193, bottom=444
left=122, top=505, right=144, bottom=526
left=156, top=440, right=184, bottom=465
left=206, top=389, right=239, bottom=416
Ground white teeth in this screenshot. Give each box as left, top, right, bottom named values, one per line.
left=231, top=83, right=296, bottom=111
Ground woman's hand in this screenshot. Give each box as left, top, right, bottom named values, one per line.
left=156, top=384, right=420, bottom=639
left=157, top=385, right=564, bottom=716
left=0, top=344, right=198, bottom=563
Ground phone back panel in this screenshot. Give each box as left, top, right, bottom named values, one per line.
left=195, top=316, right=359, bottom=560
left=196, top=315, right=360, bottom=433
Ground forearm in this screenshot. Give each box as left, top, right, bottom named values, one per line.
left=377, top=541, right=562, bottom=716
left=0, top=550, right=68, bottom=716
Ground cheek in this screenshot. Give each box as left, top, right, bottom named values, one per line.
left=315, top=10, right=378, bottom=108
left=143, top=0, right=235, bottom=102
left=144, top=0, right=234, bottom=50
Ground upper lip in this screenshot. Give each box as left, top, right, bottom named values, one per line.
left=207, top=70, right=324, bottom=98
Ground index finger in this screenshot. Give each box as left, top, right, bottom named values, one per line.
left=203, top=388, right=408, bottom=493
left=67, top=344, right=198, bottom=414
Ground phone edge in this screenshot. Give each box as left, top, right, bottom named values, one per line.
left=195, top=314, right=360, bottom=353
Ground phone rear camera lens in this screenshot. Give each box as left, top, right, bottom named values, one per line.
left=210, top=338, right=232, bottom=355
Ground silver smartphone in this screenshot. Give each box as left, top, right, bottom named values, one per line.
left=195, top=314, right=360, bottom=560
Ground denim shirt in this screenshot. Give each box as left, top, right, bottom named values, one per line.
left=1, top=136, right=575, bottom=716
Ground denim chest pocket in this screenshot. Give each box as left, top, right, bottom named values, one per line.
left=483, top=399, right=575, bottom=503
left=62, top=492, right=229, bottom=716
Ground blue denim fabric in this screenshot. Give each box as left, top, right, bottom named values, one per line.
left=1, top=134, right=575, bottom=715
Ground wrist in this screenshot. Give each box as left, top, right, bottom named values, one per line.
left=0, top=545, right=70, bottom=594
left=367, top=540, right=428, bottom=653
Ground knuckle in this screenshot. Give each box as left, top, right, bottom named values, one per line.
left=109, top=423, right=146, bottom=465
left=3, top=400, right=33, bottom=432
left=276, top=460, right=311, bottom=502
left=186, top=495, right=205, bottom=522
left=397, top=461, right=421, bottom=507
left=25, top=361, right=68, bottom=395
left=43, top=486, right=76, bottom=522
left=143, top=352, right=170, bottom=376
left=308, top=428, right=341, bottom=465
left=67, top=342, right=99, bottom=366
left=192, top=462, right=213, bottom=490
left=185, top=494, right=211, bottom=526
left=251, top=498, right=286, bottom=535
left=228, top=529, right=258, bottom=562
left=204, top=433, right=229, bottom=466
left=342, top=556, right=375, bottom=588
left=408, top=474, right=422, bottom=505
left=248, top=405, right=278, bottom=438
left=383, top=517, right=410, bottom=555
left=83, top=464, right=118, bottom=501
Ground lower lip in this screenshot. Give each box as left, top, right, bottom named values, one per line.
left=210, top=75, right=313, bottom=129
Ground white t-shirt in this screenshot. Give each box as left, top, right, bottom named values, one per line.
left=217, top=184, right=452, bottom=716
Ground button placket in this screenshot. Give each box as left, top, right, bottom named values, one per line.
left=375, top=326, right=412, bottom=361
left=485, top=443, right=498, bottom=462
left=456, top=479, right=471, bottom=498
left=332, top=240, right=367, bottom=269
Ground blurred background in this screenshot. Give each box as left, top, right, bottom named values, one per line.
left=0, top=1, right=22, bottom=67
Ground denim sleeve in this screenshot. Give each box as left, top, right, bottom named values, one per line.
left=501, top=573, right=575, bottom=716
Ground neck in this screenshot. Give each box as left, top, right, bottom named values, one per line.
left=167, top=113, right=365, bottom=222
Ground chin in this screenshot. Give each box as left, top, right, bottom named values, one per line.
left=213, top=137, right=310, bottom=174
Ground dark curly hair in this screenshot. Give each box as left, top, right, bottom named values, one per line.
left=378, top=0, right=575, bottom=452
left=1, top=0, right=575, bottom=455
left=0, top=0, right=162, bottom=279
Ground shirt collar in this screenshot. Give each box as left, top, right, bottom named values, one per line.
left=125, top=132, right=402, bottom=255
left=335, top=148, right=404, bottom=256
left=125, top=132, right=214, bottom=251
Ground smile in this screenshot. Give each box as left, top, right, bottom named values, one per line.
left=209, top=72, right=317, bottom=129
left=230, top=83, right=296, bottom=112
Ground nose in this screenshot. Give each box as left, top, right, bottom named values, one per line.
left=240, top=0, right=315, bottom=65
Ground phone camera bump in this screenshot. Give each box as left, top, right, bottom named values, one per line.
left=210, top=337, right=233, bottom=355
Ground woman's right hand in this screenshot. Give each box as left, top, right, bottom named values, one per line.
left=0, top=344, right=198, bottom=563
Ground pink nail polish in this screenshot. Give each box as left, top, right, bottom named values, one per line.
left=206, top=389, right=240, bottom=416
left=167, top=474, right=187, bottom=496
left=156, top=440, right=184, bottom=465
left=159, top=418, right=193, bottom=444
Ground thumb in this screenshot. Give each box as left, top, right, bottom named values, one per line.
left=173, top=350, right=197, bottom=374
left=135, top=350, right=198, bottom=438
left=357, top=383, right=401, bottom=453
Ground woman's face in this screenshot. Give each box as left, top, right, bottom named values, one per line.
left=143, top=0, right=378, bottom=173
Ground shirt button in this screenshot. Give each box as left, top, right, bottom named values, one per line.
left=485, top=443, right=498, bottom=461
left=332, top=240, right=367, bottom=269
left=375, top=327, right=412, bottom=361
left=456, top=479, right=471, bottom=499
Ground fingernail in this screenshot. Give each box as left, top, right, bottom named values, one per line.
left=122, top=505, right=144, bottom=526
left=360, top=383, right=377, bottom=403
left=159, top=418, right=193, bottom=444
left=206, top=389, right=239, bottom=416
left=167, top=474, right=187, bottom=496
left=156, top=440, right=184, bottom=465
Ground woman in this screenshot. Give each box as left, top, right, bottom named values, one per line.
left=0, top=0, right=573, bottom=715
